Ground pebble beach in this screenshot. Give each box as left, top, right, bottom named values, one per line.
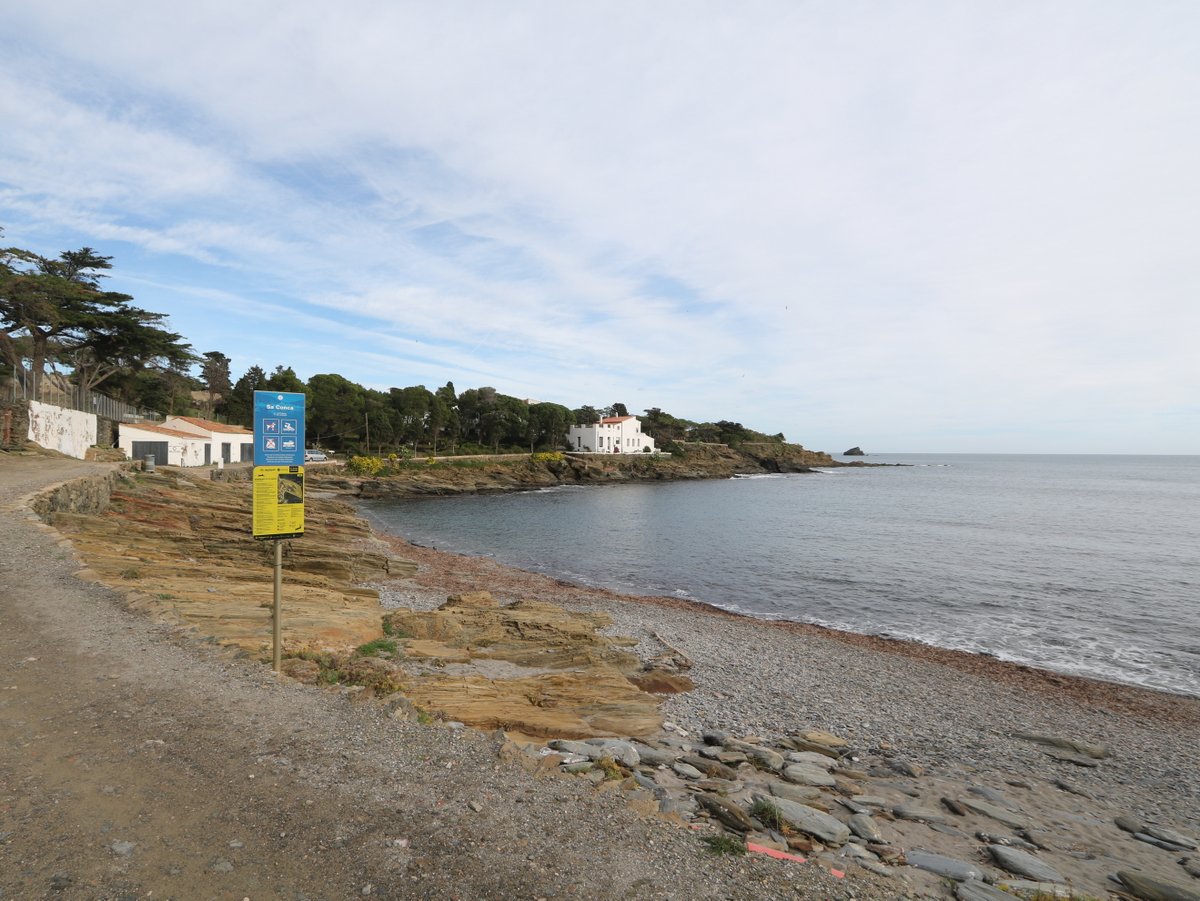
left=375, top=533, right=1200, bottom=899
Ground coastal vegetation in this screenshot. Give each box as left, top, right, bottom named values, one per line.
left=2, top=236, right=800, bottom=458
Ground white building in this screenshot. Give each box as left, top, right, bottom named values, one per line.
left=118, top=415, right=254, bottom=467
left=567, top=415, right=656, bottom=454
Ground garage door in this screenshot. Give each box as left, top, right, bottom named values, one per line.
left=131, top=441, right=169, bottom=465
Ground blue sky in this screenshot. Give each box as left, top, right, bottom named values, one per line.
left=2, top=2, right=1197, bottom=454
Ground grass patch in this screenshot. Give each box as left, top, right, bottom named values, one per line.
left=380, top=617, right=410, bottom=639
left=701, top=834, right=746, bottom=856
left=749, top=798, right=787, bottom=832
left=356, top=638, right=399, bottom=657
left=119, top=568, right=141, bottom=579
left=155, top=593, right=176, bottom=600
left=595, top=756, right=624, bottom=781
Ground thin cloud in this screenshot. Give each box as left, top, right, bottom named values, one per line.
left=1, top=2, right=1197, bottom=452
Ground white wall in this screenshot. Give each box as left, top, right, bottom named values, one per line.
left=27, top=400, right=98, bottom=460
left=568, top=418, right=656, bottom=453
left=118, top=425, right=209, bottom=467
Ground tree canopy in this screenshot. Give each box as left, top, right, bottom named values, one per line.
left=0, top=242, right=194, bottom=397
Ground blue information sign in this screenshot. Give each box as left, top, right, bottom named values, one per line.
left=254, top=390, right=306, bottom=467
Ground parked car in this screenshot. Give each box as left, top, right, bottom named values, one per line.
left=304, top=449, right=328, bottom=462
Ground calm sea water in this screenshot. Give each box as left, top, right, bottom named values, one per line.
left=362, top=454, right=1200, bottom=697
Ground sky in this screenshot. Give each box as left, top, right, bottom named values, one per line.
left=2, top=2, right=1198, bottom=454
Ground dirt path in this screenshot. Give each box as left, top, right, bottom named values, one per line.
left=0, top=455, right=876, bottom=901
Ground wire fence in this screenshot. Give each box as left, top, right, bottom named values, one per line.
left=6, top=363, right=164, bottom=424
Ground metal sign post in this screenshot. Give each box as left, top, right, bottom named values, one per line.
left=272, top=539, right=283, bottom=672
left=252, top=391, right=306, bottom=673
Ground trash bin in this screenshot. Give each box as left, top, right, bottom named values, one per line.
left=143, top=455, right=156, bottom=473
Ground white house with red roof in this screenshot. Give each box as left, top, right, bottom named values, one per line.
left=567, top=415, right=656, bottom=454
left=118, top=415, right=254, bottom=467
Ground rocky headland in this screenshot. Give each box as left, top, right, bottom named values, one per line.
left=316, top=442, right=854, bottom=499
left=10, top=455, right=1200, bottom=900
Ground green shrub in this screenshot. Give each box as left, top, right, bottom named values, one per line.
left=356, top=638, right=399, bottom=657
left=380, top=617, right=410, bottom=639
left=701, top=834, right=746, bottom=855
left=750, top=798, right=786, bottom=831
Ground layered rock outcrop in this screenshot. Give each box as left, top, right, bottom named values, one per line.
left=40, top=468, right=413, bottom=653
left=327, top=442, right=839, bottom=499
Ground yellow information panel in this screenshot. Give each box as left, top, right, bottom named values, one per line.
left=253, top=465, right=305, bottom=539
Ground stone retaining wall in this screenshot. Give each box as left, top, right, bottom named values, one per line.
left=30, top=471, right=121, bottom=518
left=1, top=400, right=31, bottom=451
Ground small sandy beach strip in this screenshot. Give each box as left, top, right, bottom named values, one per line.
left=375, top=532, right=1200, bottom=899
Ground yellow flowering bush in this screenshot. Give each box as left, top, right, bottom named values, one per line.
left=347, top=455, right=385, bottom=476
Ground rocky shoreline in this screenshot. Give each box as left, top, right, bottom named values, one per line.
left=310, top=441, right=863, bottom=499
left=18, top=457, right=1200, bottom=900
left=369, top=526, right=1200, bottom=900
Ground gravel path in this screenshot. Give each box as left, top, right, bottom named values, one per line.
left=1, top=454, right=899, bottom=900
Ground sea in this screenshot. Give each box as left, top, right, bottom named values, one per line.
left=361, top=454, right=1200, bottom=698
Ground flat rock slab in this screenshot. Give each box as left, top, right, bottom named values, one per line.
left=767, top=780, right=823, bottom=804
left=904, top=849, right=984, bottom=882
left=987, top=844, right=1064, bottom=883
left=782, top=763, right=837, bottom=787
left=1013, top=731, right=1110, bottom=759
left=1145, top=826, right=1197, bottom=850
left=1116, top=869, right=1200, bottom=901
left=956, top=882, right=1018, bottom=901
left=785, top=751, right=837, bottom=770
left=848, top=813, right=884, bottom=842
left=754, top=794, right=849, bottom=846
left=697, top=793, right=756, bottom=832
left=1043, top=750, right=1099, bottom=767
left=725, top=739, right=785, bottom=772
left=959, top=797, right=1029, bottom=830
left=894, top=805, right=948, bottom=824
